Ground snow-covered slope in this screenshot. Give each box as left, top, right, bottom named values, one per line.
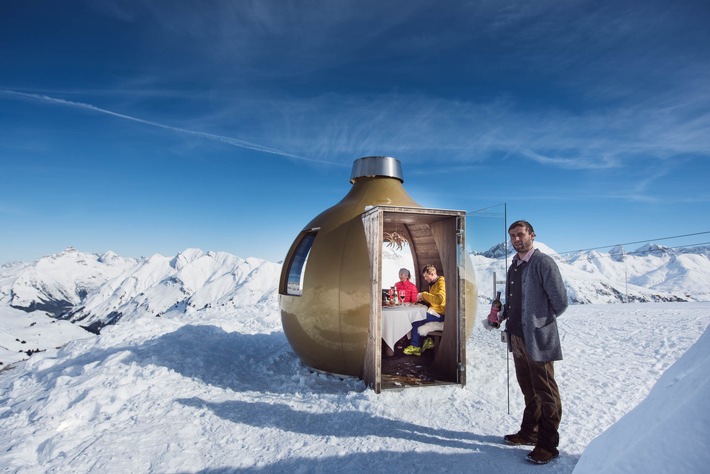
left=572, top=319, right=710, bottom=474
left=0, top=248, right=280, bottom=367
left=1, top=297, right=708, bottom=472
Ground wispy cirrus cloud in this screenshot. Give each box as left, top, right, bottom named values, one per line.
left=519, top=149, right=620, bottom=170
left=0, top=89, right=336, bottom=165
left=259, top=86, right=709, bottom=171
left=72, top=1, right=710, bottom=175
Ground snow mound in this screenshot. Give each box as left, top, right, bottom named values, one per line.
left=573, top=325, right=710, bottom=473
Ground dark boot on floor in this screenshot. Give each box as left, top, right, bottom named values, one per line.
left=526, top=446, right=559, bottom=464
left=503, top=432, right=538, bottom=446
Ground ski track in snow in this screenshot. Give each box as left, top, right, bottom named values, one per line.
left=0, top=303, right=709, bottom=473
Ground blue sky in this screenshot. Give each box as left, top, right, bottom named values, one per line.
left=2, top=0, right=709, bottom=265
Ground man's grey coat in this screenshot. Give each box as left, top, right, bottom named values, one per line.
left=505, top=249, right=569, bottom=362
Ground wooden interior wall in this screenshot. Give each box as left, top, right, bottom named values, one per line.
left=430, top=217, right=460, bottom=381
left=399, top=223, right=442, bottom=291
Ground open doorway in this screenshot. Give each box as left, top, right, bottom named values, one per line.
left=361, top=205, right=476, bottom=393
left=379, top=241, right=443, bottom=388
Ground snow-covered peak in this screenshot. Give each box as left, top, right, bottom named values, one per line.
left=97, top=250, right=121, bottom=264
left=609, top=245, right=625, bottom=262
left=476, top=242, right=510, bottom=259
left=633, top=243, right=672, bottom=257
left=9, top=248, right=137, bottom=315
left=477, top=241, right=561, bottom=260
left=533, top=241, right=562, bottom=260
left=170, top=248, right=208, bottom=271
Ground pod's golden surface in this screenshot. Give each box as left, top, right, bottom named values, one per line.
left=280, top=157, right=418, bottom=377
left=279, top=156, right=476, bottom=379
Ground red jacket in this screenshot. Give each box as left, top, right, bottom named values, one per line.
left=394, top=280, right=419, bottom=303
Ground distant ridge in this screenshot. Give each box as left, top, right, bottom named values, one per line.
left=4, top=247, right=280, bottom=334
left=3, top=241, right=708, bottom=336
left=472, top=241, right=709, bottom=303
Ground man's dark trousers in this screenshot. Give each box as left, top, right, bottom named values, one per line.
left=510, top=334, right=562, bottom=449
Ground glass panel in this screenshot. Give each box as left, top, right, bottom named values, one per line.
left=285, top=230, right=317, bottom=296
left=467, top=203, right=508, bottom=304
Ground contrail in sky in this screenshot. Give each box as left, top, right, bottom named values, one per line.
left=1, top=89, right=336, bottom=165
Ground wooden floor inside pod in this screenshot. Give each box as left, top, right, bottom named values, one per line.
left=380, top=340, right=455, bottom=390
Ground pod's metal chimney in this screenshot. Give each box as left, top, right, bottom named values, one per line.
left=350, top=156, right=403, bottom=183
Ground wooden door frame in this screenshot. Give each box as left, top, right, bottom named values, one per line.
left=361, top=205, right=468, bottom=393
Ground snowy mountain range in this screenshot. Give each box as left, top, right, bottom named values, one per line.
left=4, top=247, right=280, bottom=330
left=1, top=242, right=708, bottom=369
left=472, top=241, right=710, bottom=304
left=0, top=247, right=281, bottom=368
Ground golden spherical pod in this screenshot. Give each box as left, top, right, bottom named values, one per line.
left=279, top=156, right=477, bottom=383
left=280, top=156, right=419, bottom=377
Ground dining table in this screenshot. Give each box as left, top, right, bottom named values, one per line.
left=381, top=303, right=428, bottom=353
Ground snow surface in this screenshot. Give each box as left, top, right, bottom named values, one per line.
left=1, top=246, right=709, bottom=473
left=572, top=322, right=710, bottom=474
left=1, top=299, right=709, bottom=472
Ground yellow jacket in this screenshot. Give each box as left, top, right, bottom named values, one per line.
left=421, top=275, right=446, bottom=316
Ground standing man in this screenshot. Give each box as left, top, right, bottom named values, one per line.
left=500, top=220, right=568, bottom=464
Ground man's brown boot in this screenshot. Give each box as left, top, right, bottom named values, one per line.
left=503, top=432, right=537, bottom=446
left=526, top=446, right=560, bottom=464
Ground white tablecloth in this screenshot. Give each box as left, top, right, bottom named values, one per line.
left=381, top=304, right=428, bottom=351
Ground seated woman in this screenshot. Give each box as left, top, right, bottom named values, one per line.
left=404, top=264, right=445, bottom=356
left=394, top=268, right=418, bottom=303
